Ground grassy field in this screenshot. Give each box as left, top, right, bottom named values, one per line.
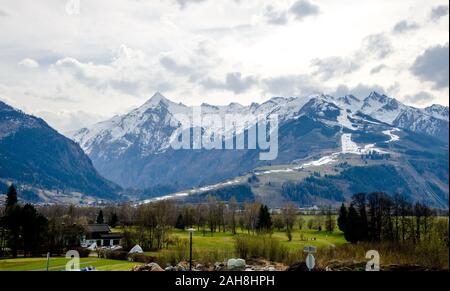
left=0, top=217, right=346, bottom=271
left=0, top=257, right=142, bottom=271
left=141, top=221, right=347, bottom=266
left=167, top=227, right=346, bottom=251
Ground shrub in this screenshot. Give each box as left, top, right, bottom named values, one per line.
left=234, top=235, right=289, bottom=263
left=100, top=250, right=128, bottom=261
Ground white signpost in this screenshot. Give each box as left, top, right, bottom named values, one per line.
left=306, top=254, right=316, bottom=271
left=304, top=246, right=317, bottom=271
left=303, top=246, right=317, bottom=253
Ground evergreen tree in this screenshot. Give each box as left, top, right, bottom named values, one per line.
left=108, top=212, right=118, bottom=228
left=6, top=185, right=18, bottom=209
left=264, top=205, right=273, bottom=230
left=345, top=204, right=362, bottom=244
left=175, top=214, right=185, bottom=230
left=20, top=204, right=48, bottom=257
left=256, top=205, right=272, bottom=233
left=337, top=203, right=348, bottom=232
left=96, top=210, right=104, bottom=224
left=4, top=185, right=21, bottom=257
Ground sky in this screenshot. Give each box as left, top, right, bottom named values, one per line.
left=0, top=0, right=448, bottom=132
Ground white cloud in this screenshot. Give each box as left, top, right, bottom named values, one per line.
left=361, top=33, right=394, bottom=59
left=0, top=0, right=448, bottom=133
left=263, top=5, right=288, bottom=25
left=370, top=64, right=387, bottom=75
left=201, top=72, right=259, bottom=94
left=263, top=74, right=321, bottom=97
left=18, top=58, right=39, bottom=69
left=36, top=110, right=107, bottom=134
left=175, top=0, right=208, bottom=10
left=0, top=8, right=10, bottom=17
left=392, top=20, right=419, bottom=34
left=311, top=56, right=361, bottom=80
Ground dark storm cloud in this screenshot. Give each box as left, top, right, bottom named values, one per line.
left=410, top=43, right=449, bottom=89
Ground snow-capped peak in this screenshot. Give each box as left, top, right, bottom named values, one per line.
left=366, top=91, right=388, bottom=101
left=425, top=104, right=449, bottom=121
left=143, top=92, right=172, bottom=107
left=359, top=91, right=405, bottom=124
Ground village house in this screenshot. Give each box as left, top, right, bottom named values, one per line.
left=81, top=224, right=123, bottom=248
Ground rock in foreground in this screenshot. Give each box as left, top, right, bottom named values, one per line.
left=132, top=263, right=164, bottom=272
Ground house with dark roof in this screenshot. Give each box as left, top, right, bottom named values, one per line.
left=81, top=224, right=123, bottom=248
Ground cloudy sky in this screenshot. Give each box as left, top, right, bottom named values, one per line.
left=0, top=0, right=448, bottom=132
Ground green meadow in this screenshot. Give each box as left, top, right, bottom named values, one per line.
left=0, top=257, right=142, bottom=271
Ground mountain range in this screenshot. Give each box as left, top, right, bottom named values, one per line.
left=69, top=92, right=449, bottom=208
left=0, top=91, right=448, bottom=207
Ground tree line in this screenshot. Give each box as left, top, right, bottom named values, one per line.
left=337, top=192, right=449, bottom=245
left=0, top=185, right=48, bottom=257
left=1, top=185, right=448, bottom=257
left=1, top=185, right=307, bottom=255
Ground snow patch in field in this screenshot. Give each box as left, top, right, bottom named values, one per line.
left=303, top=153, right=339, bottom=168
left=256, top=168, right=295, bottom=175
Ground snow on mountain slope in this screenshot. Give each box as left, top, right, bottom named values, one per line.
left=393, top=107, right=449, bottom=140
left=424, top=104, right=449, bottom=121
left=71, top=93, right=317, bottom=158
left=360, top=92, right=406, bottom=124
left=383, top=128, right=401, bottom=143
left=71, top=91, right=448, bottom=160
left=67, top=91, right=448, bottom=207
